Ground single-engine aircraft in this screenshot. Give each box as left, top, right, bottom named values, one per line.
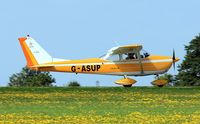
left=18, top=36, right=180, bottom=87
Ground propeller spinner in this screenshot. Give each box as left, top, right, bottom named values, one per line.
left=172, top=49, right=180, bottom=71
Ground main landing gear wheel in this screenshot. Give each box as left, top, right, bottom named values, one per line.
left=115, top=76, right=136, bottom=88
left=157, top=85, right=164, bottom=87
left=123, top=85, right=132, bottom=87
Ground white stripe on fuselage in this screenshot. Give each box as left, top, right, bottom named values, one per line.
left=40, top=59, right=172, bottom=67
left=74, top=70, right=168, bottom=76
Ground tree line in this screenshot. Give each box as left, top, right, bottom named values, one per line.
left=9, top=67, right=80, bottom=87
left=9, top=34, right=200, bottom=87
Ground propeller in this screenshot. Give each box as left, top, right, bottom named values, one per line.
left=172, top=49, right=176, bottom=71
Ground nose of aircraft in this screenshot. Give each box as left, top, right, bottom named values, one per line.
left=172, top=49, right=180, bottom=63
left=174, top=58, right=180, bottom=62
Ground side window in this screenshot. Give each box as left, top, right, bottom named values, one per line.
left=144, top=52, right=150, bottom=58
left=107, top=54, right=120, bottom=61
left=122, top=53, right=138, bottom=60
left=121, top=54, right=128, bottom=60
left=140, top=54, right=145, bottom=59
left=141, top=52, right=150, bottom=58
left=141, top=49, right=150, bottom=58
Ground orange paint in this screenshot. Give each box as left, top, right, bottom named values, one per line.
left=19, top=37, right=38, bottom=67
left=18, top=36, right=180, bottom=86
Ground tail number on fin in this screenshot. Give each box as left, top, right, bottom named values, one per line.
left=71, top=65, right=101, bottom=72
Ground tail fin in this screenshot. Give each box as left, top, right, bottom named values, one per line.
left=18, top=36, right=52, bottom=67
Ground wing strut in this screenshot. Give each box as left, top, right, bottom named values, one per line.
left=136, top=50, right=144, bottom=74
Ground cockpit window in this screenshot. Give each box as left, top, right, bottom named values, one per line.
left=100, top=49, right=150, bottom=61
left=141, top=49, right=150, bottom=58
left=122, top=52, right=138, bottom=60
left=106, top=54, right=120, bottom=61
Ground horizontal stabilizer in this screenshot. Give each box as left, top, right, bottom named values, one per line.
left=31, top=65, right=55, bottom=68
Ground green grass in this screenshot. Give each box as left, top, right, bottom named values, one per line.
left=0, top=87, right=200, bottom=123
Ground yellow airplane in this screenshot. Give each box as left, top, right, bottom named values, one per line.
left=18, top=36, right=180, bottom=87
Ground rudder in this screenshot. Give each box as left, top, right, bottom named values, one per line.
left=18, top=36, right=52, bottom=67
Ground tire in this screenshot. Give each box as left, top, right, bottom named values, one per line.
left=157, top=85, right=164, bottom=87
left=123, top=85, right=132, bottom=87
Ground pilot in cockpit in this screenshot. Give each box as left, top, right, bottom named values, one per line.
left=144, top=52, right=150, bottom=58
left=126, top=53, right=136, bottom=60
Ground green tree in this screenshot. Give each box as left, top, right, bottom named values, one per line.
left=68, top=81, right=80, bottom=87
left=9, top=67, right=55, bottom=87
left=155, top=74, right=175, bottom=86
left=176, top=34, right=200, bottom=86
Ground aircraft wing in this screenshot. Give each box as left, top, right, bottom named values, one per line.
left=110, top=44, right=143, bottom=55
left=30, top=58, right=69, bottom=68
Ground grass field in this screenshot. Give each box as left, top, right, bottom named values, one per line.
left=0, top=87, right=200, bottom=124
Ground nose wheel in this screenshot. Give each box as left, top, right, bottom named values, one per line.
left=152, top=74, right=168, bottom=87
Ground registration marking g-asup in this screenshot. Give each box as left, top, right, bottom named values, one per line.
left=71, top=65, right=101, bottom=72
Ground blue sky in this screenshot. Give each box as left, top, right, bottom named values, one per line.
left=0, top=0, right=200, bottom=86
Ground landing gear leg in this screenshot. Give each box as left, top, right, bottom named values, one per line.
left=156, top=74, right=164, bottom=87
left=122, top=75, right=132, bottom=87
left=155, top=74, right=159, bottom=79
left=123, top=75, right=127, bottom=79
